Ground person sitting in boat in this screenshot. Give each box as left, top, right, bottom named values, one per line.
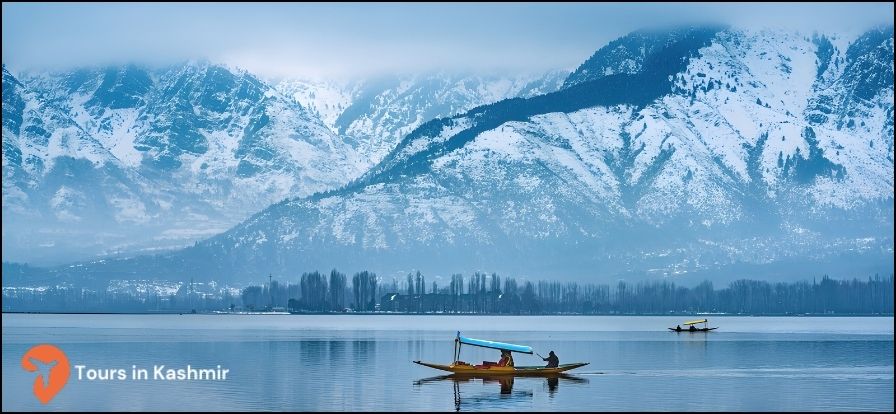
left=689, top=325, right=696, bottom=331
left=497, top=350, right=514, bottom=367
left=543, top=351, right=559, bottom=368
left=675, top=325, right=682, bottom=331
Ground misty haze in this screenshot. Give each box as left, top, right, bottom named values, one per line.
left=1, top=3, right=893, bottom=313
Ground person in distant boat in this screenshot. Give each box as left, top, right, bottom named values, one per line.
left=689, top=325, right=697, bottom=331
left=675, top=325, right=682, bottom=331
left=497, top=350, right=514, bottom=367
left=543, top=351, right=559, bottom=368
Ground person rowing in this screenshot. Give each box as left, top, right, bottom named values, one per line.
left=542, top=351, right=559, bottom=368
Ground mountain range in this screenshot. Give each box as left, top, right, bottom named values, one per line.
left=3, top=62, right=565, bottom=264
left=3, top=25, right=893, bottom=286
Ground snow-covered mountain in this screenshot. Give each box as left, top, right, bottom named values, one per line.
left=6, top=26, right=894, bottom=285
left=3, top=63, right=568, bottom=264
left=276, top=71, right=568, bottom=164
left=112, top=25, right=889, bottom=285
left=3, top=62, right=366, bottom=263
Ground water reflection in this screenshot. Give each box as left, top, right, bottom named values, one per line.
left=415, top=374, right=589, bottom=411
left=547, top=376, right=558, bottom=396
left=2, top=315, right=891, bottom=411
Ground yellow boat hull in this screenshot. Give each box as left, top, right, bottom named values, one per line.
left=414, top=360, right=589, bottom=376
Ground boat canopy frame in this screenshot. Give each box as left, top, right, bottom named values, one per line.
left=453, top=332, right=533, bottom=362
left=682, top=319, right=711, bottom=330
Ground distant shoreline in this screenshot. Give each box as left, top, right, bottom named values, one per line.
left=2, top=311, right=893, bottom=317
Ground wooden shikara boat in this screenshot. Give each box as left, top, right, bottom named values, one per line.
left=414, top=332, right=589, bottom=376
left=669, top=319, right=718, bottom=332
left=414, top=360, right=589, bottom=375
left=668, top=327, right=718, bottom=332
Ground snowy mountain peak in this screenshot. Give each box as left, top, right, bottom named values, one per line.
left=153, top=26, right=891, bottom=284
left=3, top=63, right=571, bottom=264
left=275, top=71, right=570, bottom=165
left=3, top=26, right=892, bottom=285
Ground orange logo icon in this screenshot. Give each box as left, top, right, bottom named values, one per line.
left=21, top=344, right=70, bottom=404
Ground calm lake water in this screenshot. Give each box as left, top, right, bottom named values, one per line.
left=2, top=314, right=893, bottom=411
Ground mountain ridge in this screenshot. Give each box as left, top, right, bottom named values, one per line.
left=3, top=25, right=893, bottom=285
left=3, top=63, right=564, bottom=264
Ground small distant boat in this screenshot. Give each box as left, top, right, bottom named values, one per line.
left=669, top=319, right=718, bottom=332
left=414, top=332, right=589, bottom=376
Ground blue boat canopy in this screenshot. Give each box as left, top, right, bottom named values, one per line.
left=456, top=332, right=533, bottom=354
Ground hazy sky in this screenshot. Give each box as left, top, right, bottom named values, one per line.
left=3, top=2, right=893, bottom=79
